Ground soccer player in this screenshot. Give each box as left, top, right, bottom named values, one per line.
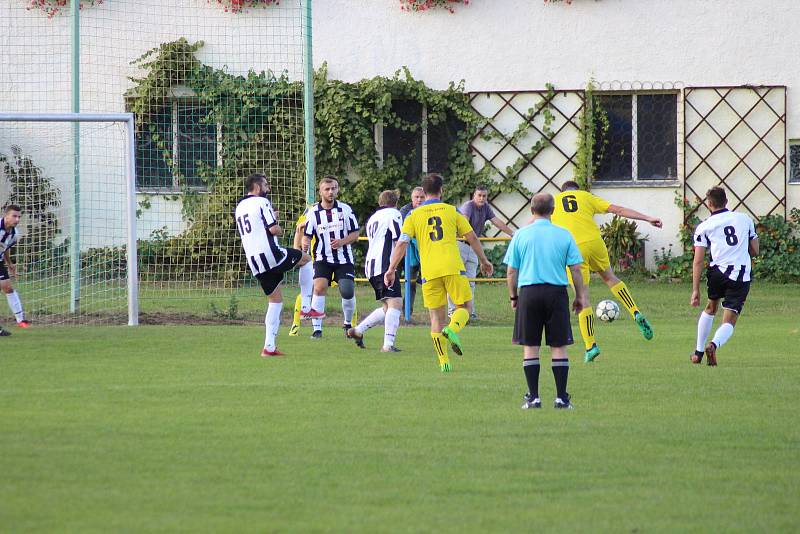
left=552, top=181, right=662, bottom=362
left=690, top=187, right=758, bottom=366
left=235, top=173, right=311, bottom=356
left=0, top=205, right=30, bottom=328
left=385, top=173, right=493, bottom=372
left=449, top=185, right=515, bottom=319
left=506, top=193, right=588, bottom=409
left=288, top=210, right=317, bottom=337
left=399, top=186, right=425, bottom=317
left=346, top=190, right=404, bottom=352
left=302, top=176, right=360, bottom=339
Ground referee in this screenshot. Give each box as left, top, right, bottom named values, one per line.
left=504, top=193, right=588, bottom=410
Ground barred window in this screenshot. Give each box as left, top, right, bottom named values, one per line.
left=593, top=93, right=678, bottom=183
left=129, top=98, right=219, bottom=191
left=378, top=100, right=464, bottom=181
left=790, top=141, right=800, bottom=183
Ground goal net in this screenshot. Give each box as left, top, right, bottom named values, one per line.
left=1, top=0, right=310, bottom=324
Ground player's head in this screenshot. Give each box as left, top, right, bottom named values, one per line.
left=421, top=173, right=444, bottom=198
left=705, top=186, right=728, bottom=210
left=411, top=187, right=425, bottom=208
left=3, top=205, right=22, bottom=228
left=531, top=193, right=555, bottom=217
left=472, top=185, right=489, bottom=206
left=561, top=181, right=580, bottom=192
left=318, top=176, right=339, bottom=203
left=245, top=173, right=269, bottom=197
left=379, top=189, right=399, bottom=208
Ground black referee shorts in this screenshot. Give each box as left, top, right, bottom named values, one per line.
left=707, top=266, right=750, bottom=314
left=255, top=248, right=303, bottom=296
left=513, top=284, right=574, bottom=347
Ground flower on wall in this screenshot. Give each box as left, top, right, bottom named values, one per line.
left=400, top=0, right=469, bottom=13
left=27, top=0, right=103, bottom=18
left=210, top=0, right=279, bottom=13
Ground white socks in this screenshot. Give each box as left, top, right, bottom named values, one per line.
left=696, top=311, right=715, bottom=352
left=356, top=308, right=385, bottom=335
left=311, top=294, right=325, bottom=331
left=342, top=297, right=356, bottom=325
left=299, top=263, right=313, bottom=313
left=384, top=308, right=401, bottom=349
left=264, top=301, right=283, bottom=351
left=711, top=323, right=735, bottom=349
left=6, top=291, right=24, bottom=323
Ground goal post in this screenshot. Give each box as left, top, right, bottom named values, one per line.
left=0, top=112, right=139, bottom=326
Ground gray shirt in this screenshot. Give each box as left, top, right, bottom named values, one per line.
left=459, top=200, right=496, bottom=237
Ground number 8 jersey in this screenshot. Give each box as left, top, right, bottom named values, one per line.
left=235, top=195, right=287, bottom=275
left=400, top=200, right=473, bottom=281
left=693, top=209, right=757, bottom=282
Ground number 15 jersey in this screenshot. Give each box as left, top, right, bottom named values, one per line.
left=401, top=200, right=473, bottom=281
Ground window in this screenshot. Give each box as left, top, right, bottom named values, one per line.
left=377, top=100, right=464, bottom=181
left=790, top=141, right=800, bottom=183
left=129, top=98, right=220, bottom=190
left=593, top=92, right=678, bottom=182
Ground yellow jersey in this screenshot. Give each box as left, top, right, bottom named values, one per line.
left=552, top=190, right=611, bottom=244
left=401, top=200, right=473, bottom=281
left=295, top=210, right=316, bottom=250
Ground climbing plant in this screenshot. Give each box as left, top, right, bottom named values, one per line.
left=573, top=79, right=608, bottom=190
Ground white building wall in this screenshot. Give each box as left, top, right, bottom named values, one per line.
left=2, top=0, right=798, bottom=266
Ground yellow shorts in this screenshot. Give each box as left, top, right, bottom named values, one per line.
left=421, top=274, right=472, bottom=309
left=567, top=238, right=611, bottom=286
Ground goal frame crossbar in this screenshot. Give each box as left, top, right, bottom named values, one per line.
left=0, top=112, right=139, bottom=325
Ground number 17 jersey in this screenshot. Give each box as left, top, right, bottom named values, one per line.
left=401, top=200, right=473, bottom=281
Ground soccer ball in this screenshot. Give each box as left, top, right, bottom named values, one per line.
left=596, top=300, right=620, bottom=322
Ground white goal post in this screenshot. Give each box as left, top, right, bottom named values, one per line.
left=0, top=112, right=139, bottom=326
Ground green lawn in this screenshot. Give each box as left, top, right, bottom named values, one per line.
left=1, top=282, right=799, bottom=532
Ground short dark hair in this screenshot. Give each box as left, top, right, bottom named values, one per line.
left=245, top=173, right=267, bottom=192
left=561, top=181, right=580, bottom=191
left=531, top=193, right=555, bottom=216
left=319, top=175, right=338, bottom=188
left=706, top=186, right=727, bottom=209
left=378, top=189, right=399, bottom=208
left=473, top=185, right=488, bottom=194
left=421, top=173, right=443, bottom=196
left=4, top=204, right=22, bottom=214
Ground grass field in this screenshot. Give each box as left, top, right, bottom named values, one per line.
left=1, top=282, right=799, bottom=532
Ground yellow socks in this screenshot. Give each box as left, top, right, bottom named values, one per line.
left=611, top=281, right=639, bottom=318
left=448, top=307, right=470, bottom=334
left=431, top=332, right=451, bottom=371
left=292, top=293, right=302, bottom=326
left=578, top=307, right=596, bottom=350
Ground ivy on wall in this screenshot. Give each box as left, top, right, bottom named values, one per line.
left=573, top=79, right=608, bottom=190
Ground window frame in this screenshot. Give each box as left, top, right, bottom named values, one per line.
left=789, top=139, right=800, bottom=184
left=374, top=103, right=430, bottom=173
left=591, top=90, right=683, bottom=187
left=127, top=90, right=222, bottom=193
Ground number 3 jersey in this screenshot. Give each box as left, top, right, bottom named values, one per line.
left=235, top=195, right=287, bottom=276
left=401, top=200, right=473, bottom=281
left=693, top=209, right=757, bottom=282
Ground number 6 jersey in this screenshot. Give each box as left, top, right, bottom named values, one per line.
left=693, top=209, right=757, bottom=282
left=400, top=199, right=473, bottom=281
left=235, top=195, right=287, bottom=275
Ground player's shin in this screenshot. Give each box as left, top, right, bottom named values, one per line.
left=292, top=294, right=302, bottom=326
left=298, top=262, right=313, bottom=312
left=610, top=281, right=639, bottom=318
left=6, top=290, right=24, bottom=322
left=696, top=311, right=715, bottom=352
left=384, top=308, right=401, bottom=348
left=264, top=301, right=283, bottom=351
left=431, top=332, right=451, bottom=371
left=342, top=297, right=356, bottom=325
left=711, top=322, right=734, bottom=348
left=356, top=308, right=385, bottom=334
left=577, top=307, right=596, bottom=350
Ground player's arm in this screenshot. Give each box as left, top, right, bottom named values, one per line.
left=506, top=265, right=518, bottom=309
left=4, top=250, right=15, bottom=276
left=607, top=204, right=663, bottom=228
left=568, top=262, right=589, bottom=314
left=293, top=221, right=306, bottom=249
left=490, top=216, right=515, bottom=237
left=384, top=236, right=409, bottom=287
left=332, top=229, right=360, bottom=250
left=462, top=230, right=494, bottom=277
left=748, top=220, right=759, bottom=257
left=690, top=246, right=706, bottom=307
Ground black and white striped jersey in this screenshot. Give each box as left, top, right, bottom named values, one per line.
left=693, top=209, right=757, bottom=282
left=235, top=195, right=287, bottom=276
left=303, top=200, right=360, bottom=265
left=364, top=206, right=402, bottom=278
left=0, top=218, right=19, bottom=257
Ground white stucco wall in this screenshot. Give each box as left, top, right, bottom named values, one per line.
left=2, top=0, right=798, bottom=266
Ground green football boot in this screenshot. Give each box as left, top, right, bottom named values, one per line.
left=441, top=326, right=463, bottom=356
left=634, top=312, right=653, bottom=340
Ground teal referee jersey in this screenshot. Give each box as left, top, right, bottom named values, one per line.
left=503, top=219, right=583, bottom=286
